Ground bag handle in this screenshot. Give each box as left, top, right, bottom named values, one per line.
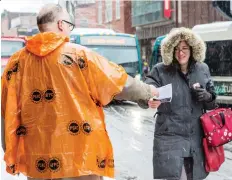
left=219, top=112, right=226, bottom=126
left=210, top=111, right=225, bottom=129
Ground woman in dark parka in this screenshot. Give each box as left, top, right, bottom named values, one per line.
left=141, top=28, right=217, bottom=180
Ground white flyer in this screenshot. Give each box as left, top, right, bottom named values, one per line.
left=153, top=83, right=172, bottom=103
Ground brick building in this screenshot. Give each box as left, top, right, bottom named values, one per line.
left=74, top=0, right=134, bottom=34
left=178, top=1, right=228, bottom=28
left=133, top=0, right=230, bottom=62
left=1, top=10, right=38, bottom=36
left=1, top=0, right=134, bottom=36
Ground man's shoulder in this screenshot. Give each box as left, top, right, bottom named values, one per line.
left=64, top=42, right=91, bottom=52
left=63, top=42, right=102, bottom=62
left=9, top=48, right=26, bottom=62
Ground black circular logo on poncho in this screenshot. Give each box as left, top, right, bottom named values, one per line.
left=97, top=159, right=106, bottom=169
left=31, top=90, right=42, bottom=103
left=48, top=158, right=60, bottom=172
left=6, top=70, right=13, bottom=81
left=62, top=55, right=74, bottom=66
left=16, top=125, right=27, bottom=136
left=68, top=121, right=80, bottom=135
left=78, top=57, right=86, bottom=69
left=12, top=62, right=19, bottom=73
left=36, top=158, right=47, bottom=173
left=82, top=122, right=92, bottom=134
left=44, top=89, right=55, bottom=102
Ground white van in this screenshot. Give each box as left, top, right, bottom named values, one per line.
left=192, top=21, right=232, bottom=106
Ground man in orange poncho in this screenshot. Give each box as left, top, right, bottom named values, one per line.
left=1, top=4, right=159, bottom=180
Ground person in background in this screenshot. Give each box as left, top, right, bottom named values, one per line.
left=142, top=61, right=150, bottom=81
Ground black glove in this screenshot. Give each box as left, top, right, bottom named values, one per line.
left=192, top=88, right=212, bottom=102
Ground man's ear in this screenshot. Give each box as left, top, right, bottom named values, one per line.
left=57, top=20, right=63, bottom=31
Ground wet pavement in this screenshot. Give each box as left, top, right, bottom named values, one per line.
left=1, top=102, right=232, bottom=180
left=104, top=102, right=232, bottom=180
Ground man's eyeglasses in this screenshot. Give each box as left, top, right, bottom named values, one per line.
left=174, top=47, right=190, bottom=54
left=61, top=20, right=75, bottom=31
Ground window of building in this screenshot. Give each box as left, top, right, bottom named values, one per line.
left=80, top=19, right=88, bottom=27
left=131, top=1, right=163, bottom=27
left=105, top=0, right=112, bottom=23
left=76, top=0, right=95, bottom=5
left=98, top=1, right=102, bottom=24
left=116, top=0, right=120, bottom=20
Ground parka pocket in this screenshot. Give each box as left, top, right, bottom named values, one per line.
left=154, top=114, right=169, bottom=135
left=153, top=153, right=182, bottom=179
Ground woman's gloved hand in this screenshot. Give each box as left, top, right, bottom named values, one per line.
left=192, top=87, right=212, bottom=102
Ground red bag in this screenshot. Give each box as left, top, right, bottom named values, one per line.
left=200, top=108, right=232, bottom=147
left=203, top=138, right=225, bottom=172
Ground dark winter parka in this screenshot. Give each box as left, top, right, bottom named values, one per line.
left=144, top=28, right=217, bottom=179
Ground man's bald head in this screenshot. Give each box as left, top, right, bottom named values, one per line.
left=37, top=3, right=72, bottom=36
left=37, top=4, right=63, bottom=32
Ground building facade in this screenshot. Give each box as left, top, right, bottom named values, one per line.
left=1, top=10, right=38, bottom=36
left=74, top=0, right=135, bottom=34
left=179, top=1, right=228, bottom=28
left=132, top=0, right=230, bottom=63
left=132, top=0, right=176, bottom=62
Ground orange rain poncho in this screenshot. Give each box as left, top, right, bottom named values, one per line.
left=1, top=32, right=128, bottom=179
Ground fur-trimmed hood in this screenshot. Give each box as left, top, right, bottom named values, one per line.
left=161, top=27, right=206, bottom=65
